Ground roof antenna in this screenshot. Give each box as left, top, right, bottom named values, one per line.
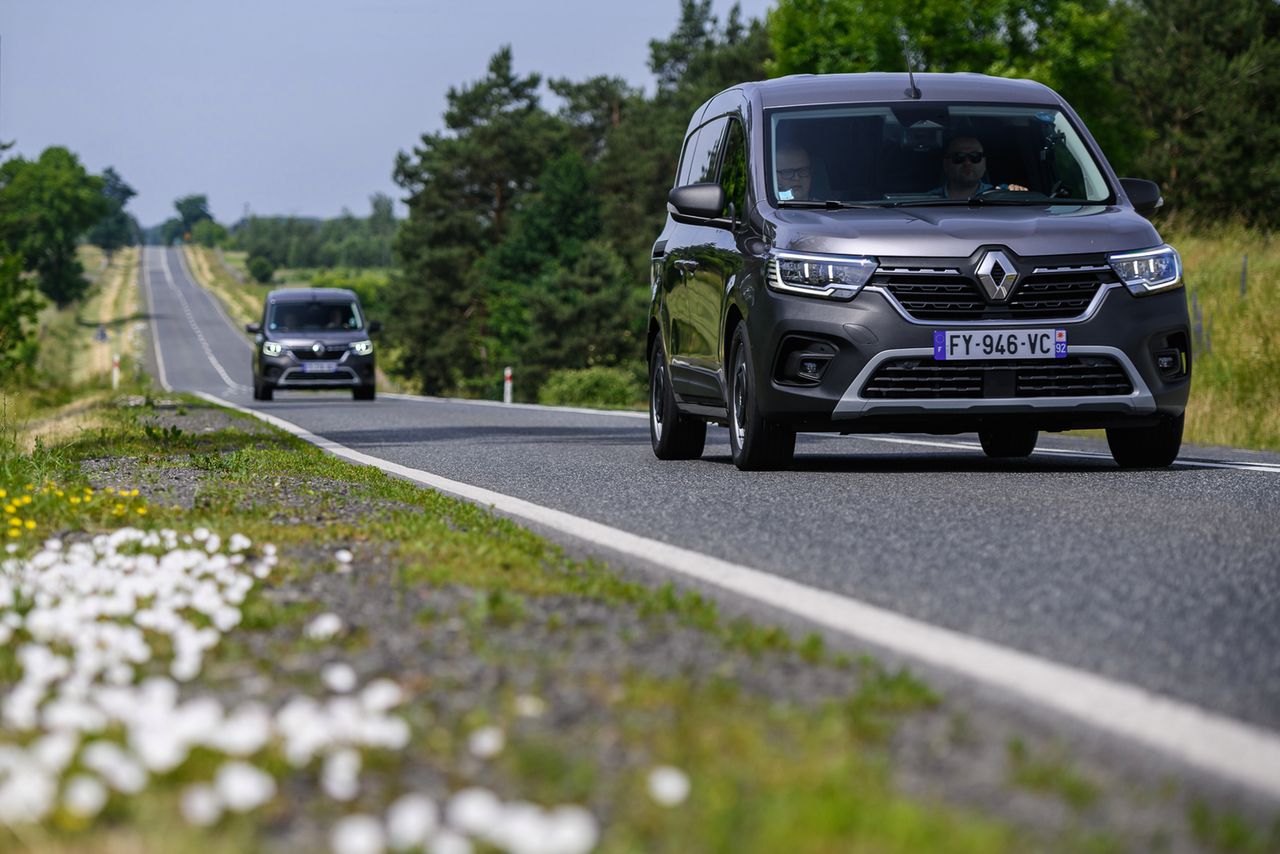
left=900, top=29, right=922, bottom=100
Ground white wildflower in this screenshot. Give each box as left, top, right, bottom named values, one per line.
left=467, top=725, right=505, bottom=760
left=647, top=765, right=691, bottom=806
left=305, top=612, right=344, bottom=641
left=330, top=813, right=386, bottom=854
left=386, top=793, right=438, bottom=849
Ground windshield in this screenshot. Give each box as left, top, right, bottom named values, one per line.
left=267, top=301, right=363, bottom=333
left=767, top=103, right=1112, bottom=207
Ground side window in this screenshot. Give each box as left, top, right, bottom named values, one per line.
left=676, top=126, right=703, bottom=188
left=719, top=119, right=747, bottom=218
left=690, top=117, right=729, bottom=183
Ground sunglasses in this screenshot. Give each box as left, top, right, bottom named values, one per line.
left=948, top=151, right=985, bottom=164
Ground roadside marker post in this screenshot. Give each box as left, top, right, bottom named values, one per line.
left=111, top=353, right=120, bottom=390
left=503, top=366, right=513, bottom=404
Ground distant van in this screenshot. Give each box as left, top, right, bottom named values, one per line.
left=245, top=288, right=380, bottom=401
left=649, top=73, right=1190, bottom=469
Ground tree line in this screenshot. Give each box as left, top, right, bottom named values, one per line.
left=0, top=143, right=138, bottom=377
left=2, top=0, right=1273, bottom=398
left=381, top=0, right=1278, bottom=400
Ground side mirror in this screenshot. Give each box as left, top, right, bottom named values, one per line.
left=1120, top=178, right=1163, bottom=217
left=245, top=322, right=262, bottom=334
left=368, top=319, right=382, bottom=334
left=668, top=183, right=726, bottom=220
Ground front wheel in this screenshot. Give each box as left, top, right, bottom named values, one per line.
left=1107, top=413, right=1183, bottom=468
left=252, top=379, right=273, bottom=401
left=353, top=384, right=376, bottom=401
left=979, top=427, right=1038, bottom=458
left=728, top=325, right=795, bottom=470
left=649, top=340, right=706, bottom=460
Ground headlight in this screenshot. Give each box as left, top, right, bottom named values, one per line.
left=767, top=251, right=878, bottom=300
left=351, top=339, right=373, bottom=356
left=1108, top=245, right=1183, bottom=296
left=262, top=341, right=283, bottom=357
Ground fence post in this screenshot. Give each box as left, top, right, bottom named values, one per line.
left=1240, top=253, right=1248, bottom=299
left=503, top=366, right=513, bottom=405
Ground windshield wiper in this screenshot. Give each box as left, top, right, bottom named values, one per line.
left=776, top=199, right=877, bottom=210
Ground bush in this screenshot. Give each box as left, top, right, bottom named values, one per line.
left=536, top=364, right=645, bottom=409
left=247, top=254, right=275, bottom=284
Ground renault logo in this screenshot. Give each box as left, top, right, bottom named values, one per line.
left=975, top=250, right=1019, bottom=302
left=312, top=342, right=325, bottom=355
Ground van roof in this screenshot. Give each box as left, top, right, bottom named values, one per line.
left=266, top=288, right=359, bottom=303
left=740, top=72, right=1061, bottom=110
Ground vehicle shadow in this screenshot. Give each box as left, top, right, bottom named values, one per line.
left=315, top=424, right=645, bottom=448
left=702, top=452, right=1133, bottom=474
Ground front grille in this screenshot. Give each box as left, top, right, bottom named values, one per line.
left=290, top=345, right=348, bottom=361
left=862, top=356, right=1133, bottom=399
left=875, top=265, right=1117, bottom=321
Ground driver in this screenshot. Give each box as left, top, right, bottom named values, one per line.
left=936, top=136, right=1027, bottom=198
left=775, top=144, right=812, bottom=201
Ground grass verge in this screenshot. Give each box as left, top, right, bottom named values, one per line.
left=1167, top=224, right=1280, bottom=450
left=0, top=393, right=1127, bottom=852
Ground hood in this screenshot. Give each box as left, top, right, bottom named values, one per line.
left=764, top=204, right=1162, bottom=260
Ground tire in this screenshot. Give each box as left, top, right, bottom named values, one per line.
left=649, top=340, right=706, bottom=460
left=1107, top=413, right=1183, bottom=468
left=353, top=384, right=376, bottom=401
left=253, top=379, right=273, bottom=401
left=728, top=325, right=795, bottom=470
left=979, top=427, right=1038, bottom=458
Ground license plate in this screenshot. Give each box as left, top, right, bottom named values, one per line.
left=933, top=329, right=1067, bottom=361
left=302, top=361, right=338, bottom=373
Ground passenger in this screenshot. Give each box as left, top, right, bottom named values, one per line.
left=325, top=307, right=346, bottom=329
left=936, top=136, right=1027, bottom=198
left=775, top=144, right=813, bottom=201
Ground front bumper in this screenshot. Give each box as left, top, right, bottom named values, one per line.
left=256, top=352, right=375, bottom=389
left=748, top=281, right=1191, bottom=433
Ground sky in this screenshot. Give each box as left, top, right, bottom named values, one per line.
left=1, top=0, right=773, bottom=226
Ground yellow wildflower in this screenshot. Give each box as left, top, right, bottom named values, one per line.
left=104, top=487, right=115, bottom=494
left=84, top=487, right=94, bottom=495
left=7, top=530, right=18, bottom=538
left=70, top=496, right=82, bottom=505
left=0, top=488, right=6, bottom=498
left=135, top=507, right=147, bottom=516
left=55, top=490, right=64, bottom=497
left=24, top=483, right=33, bottom=491
left=20, top=496, right=31, bottom=505
left=3, top=506, right=13, bottom=514
left=8, top=518, right=20, bottom=527
left=114, top=504, right=125, bottom=513
left=23, top=520, right=34, bottom=530
left=130, top=489, right=140, bottom=497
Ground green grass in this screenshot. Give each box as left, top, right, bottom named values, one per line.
left=1165, top=223, right=1280, bottom=450
left=1188, top=800, right=1280, bottom=854
left=1007, top=737, right=1099, bottom=811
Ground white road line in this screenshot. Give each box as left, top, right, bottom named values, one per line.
left=171, top=245, right=255, bottom=359
left=381, top=392, right=649, bottom=420
left=848, top=434, right=1280, bottom=474
left=198, top=389, right=1280, bottom=800
left=380, top=392, right=1280, bottom=475
left=141, top=248, right=172, bottom=392
left=158, top=249, right=250, bottom=392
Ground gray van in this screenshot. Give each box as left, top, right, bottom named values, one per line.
left=246, top=288, right=379, bottom=401
left=648, top=73, right=1190, bottom=469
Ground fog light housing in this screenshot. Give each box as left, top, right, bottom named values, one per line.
left=775, top=337, right=837, bottom=385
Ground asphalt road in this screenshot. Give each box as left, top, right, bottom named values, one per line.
left=141, top=246, right=1280, bottom=735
